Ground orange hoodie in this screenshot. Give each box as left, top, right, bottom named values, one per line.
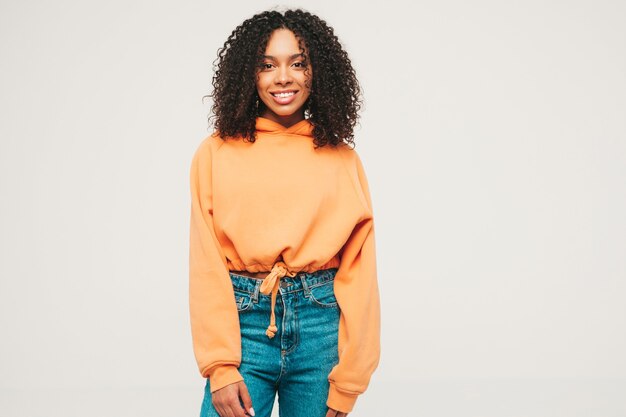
left=189, top=116, right=380, bottom=413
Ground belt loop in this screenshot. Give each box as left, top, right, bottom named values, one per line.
left=300, top=273, right=310, bottom=297
left=252, top=281, right=259, bottom=302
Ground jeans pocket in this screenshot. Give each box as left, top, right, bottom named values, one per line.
left=308, top=280, right=338, bottom=308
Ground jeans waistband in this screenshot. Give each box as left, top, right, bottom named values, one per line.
left=229, top=267, right=338, bottom=295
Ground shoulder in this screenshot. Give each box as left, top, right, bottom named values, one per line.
left=335, top=143, right=373, bottom=210
left=335, top=142, right=358, bottom=163
left=192, top=131, right=227, bottom=160
left=335, top=142, right=368, bottom=175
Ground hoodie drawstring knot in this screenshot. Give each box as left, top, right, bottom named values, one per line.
left=258, top=261, right=298, bottom=338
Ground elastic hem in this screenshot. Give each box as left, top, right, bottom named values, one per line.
left=226, top=256, right=341, bottom=274
left=207, top=364, right=244, bottom=393
left=326, top=384, right=360, bottom=413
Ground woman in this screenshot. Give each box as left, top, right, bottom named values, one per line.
left=189, top=8, right=380, bottom=417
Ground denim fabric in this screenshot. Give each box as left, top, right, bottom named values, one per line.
left=200, top=268, right=341, bottom=417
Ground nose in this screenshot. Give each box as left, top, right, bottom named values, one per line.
left=274, top=65, right=292, bottom=85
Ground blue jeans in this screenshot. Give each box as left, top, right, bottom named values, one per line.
left=200, top=267, right=341, bottom=417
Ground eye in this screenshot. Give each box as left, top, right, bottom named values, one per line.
left=260, top=63, right=273, bottom=70
left=293, top=62, right=307, bottom=68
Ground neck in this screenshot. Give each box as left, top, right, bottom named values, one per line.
left=259, top=109, right=305, bottom=129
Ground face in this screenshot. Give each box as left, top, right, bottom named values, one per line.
left=256, top=28, right=312, bottom=127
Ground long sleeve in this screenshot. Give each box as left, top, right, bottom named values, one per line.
left=326, top=152, right=381, bottom=413
left=189, top=137, right=244, bottom=392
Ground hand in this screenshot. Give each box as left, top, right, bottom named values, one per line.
left=211, top=380, right=255, bottom=417
left=326, top=407, right=349, bottom=417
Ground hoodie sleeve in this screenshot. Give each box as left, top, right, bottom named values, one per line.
left=327, top=150, right=381, bottom=413
left=189, top=136, right=244, bottom=392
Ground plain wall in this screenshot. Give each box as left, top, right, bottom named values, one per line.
left=1, top=0, right=625, bottom=416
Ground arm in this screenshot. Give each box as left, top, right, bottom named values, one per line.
left=189, top=136, right=244, bottom=392
left=327, top=151, right=381, bottom=413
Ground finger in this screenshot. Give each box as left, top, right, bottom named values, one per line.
left=215, top=396, right=238, bottom=417
left=325, top=407, right=337, bottom=417
left=214, top=403, right=226, bottom=417
left=238, top=382, right=254, bottom=416
left=222, top=402, right=238, bottom=417
left=226, top=396, right=246, bottom=417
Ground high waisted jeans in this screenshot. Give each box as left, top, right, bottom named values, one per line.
left=200, top=267, right=341, bottom=417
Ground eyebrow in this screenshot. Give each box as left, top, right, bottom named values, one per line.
left=262, top=53, right=305, bottom=60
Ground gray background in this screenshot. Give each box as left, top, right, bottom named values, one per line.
left=1, top=0, right=625, bottom=416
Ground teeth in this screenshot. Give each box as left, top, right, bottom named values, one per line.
left=273, top=92, right=295, bottom=98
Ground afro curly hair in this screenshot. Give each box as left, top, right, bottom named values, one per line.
left=204, top=8, right=364, bottom=149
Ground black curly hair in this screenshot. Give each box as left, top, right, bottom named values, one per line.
left=204, top=7, right=363, bottom=149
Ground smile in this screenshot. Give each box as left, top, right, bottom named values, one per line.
left=269, top=90, right=299, bottom=105
left=271, top=91, right=297, bottom=97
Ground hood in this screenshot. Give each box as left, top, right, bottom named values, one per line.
left=255, top=116, right=314, bottom=137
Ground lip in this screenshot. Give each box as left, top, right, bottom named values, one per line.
left=270, top=89, right=298, bottom=94
left=269, top=90, right=299, bottom=105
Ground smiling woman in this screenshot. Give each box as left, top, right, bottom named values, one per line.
left=191, top=8, right=380, bottom=417
left=204, top=8, right=363, bottom=149
left=255, top=29, right=313, bottom=128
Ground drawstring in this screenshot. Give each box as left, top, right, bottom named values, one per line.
left=258, top=261, right=297, bottom=338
